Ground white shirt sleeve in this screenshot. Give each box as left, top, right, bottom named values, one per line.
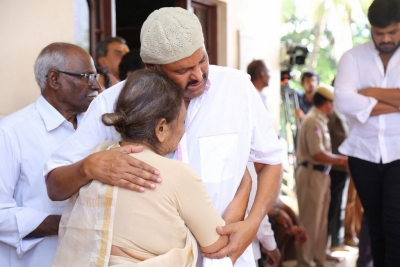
left=0, top=128, right=48, bottom=257
left=44, top=92, right=115, bottom=176
left=334, top=51, right=378, bottom=124
left=247, top=81, right=283, bottom=165
left=256, top=215, right=277, bottom=251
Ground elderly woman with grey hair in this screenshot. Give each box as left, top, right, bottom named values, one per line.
left=52, top=69, right=241, bottom=267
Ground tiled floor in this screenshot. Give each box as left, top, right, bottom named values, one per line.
left=282, top=246, right=359, bottom=267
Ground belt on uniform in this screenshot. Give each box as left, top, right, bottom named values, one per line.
left=300, top=162, right=330, bottom=173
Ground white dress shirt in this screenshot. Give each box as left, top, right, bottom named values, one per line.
left=334, top=41, right=400, bottom=164
left=258, top=90, right=268, bottom=110
left=0, top=96, right=81, bottom=267
left=46, top=65, right=283, bottom=266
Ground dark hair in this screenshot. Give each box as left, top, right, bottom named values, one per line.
left=368, top=0, right=400, bottom=28
left=118, top=51, right=145, bottom=80
left=313, top=92, right=330, bottom=107
left=102, top=69, right=183, bottom=153
left=247, top=60, right=266, bottom=81
left=96, top=66, right=114, bottom=89
left=96, top=36, right=126, bottom=61
left=301, top=70, right=319, bottom=84
left=280, top=70, right=291, bottom=81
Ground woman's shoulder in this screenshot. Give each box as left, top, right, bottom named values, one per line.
left=91, top=140, right=119, bottom=154
left=136, top=151, right=200, bottom=181
left=165, top=157, right=198, bottom=176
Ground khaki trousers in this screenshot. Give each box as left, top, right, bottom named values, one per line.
left=295, top=166, right=330, bottom=267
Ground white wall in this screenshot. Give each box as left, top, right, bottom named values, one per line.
left=218, top=0, right=282, bottom=130
left=0, top=0, right=74, bottom=118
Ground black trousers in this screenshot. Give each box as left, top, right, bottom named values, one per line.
left=349, top=157, right=400, bottom=267
left=357, top=213, right=373, bottom=267
left=327, top=170, right=348, bottom=247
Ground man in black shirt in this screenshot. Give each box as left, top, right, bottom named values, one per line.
left=295, top=71, right=319, bottom=120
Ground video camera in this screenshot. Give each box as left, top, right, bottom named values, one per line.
left=280, top=42, right=309, bottom=80
left=286, top=43, right=309, bottom=65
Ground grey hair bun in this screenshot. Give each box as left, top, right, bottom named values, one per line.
left=102, top=112, right=127, bottom=134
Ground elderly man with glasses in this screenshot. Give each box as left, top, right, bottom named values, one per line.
left=0, top=42, right=101, bottom=267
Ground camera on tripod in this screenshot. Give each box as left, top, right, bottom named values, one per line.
left=279, top=41, right=309, bottom=159
left=287, top=43, right=309, bottom=66
left=280, top=41, right=309, bottom=78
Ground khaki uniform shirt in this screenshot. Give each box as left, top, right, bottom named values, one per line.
left=297, top=107, right=332, bottom=165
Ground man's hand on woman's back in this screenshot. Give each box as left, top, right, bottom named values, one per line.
left=83, top=144, right=162, bottom=192
left=46, top=144, right=161, bottom=201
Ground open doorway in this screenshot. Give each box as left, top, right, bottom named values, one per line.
left=115, top=0, right=175, bottom=54
left=90, top=0, right=218, bottom=64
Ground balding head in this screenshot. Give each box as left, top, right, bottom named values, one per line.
left=34, top=42, right=101, bottom=122
left=34, top=42, right=91, bottom=91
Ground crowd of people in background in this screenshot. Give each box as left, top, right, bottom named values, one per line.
left=246, top=2, right=400, bottom=267
left=1, top=0, right=400, bottom=267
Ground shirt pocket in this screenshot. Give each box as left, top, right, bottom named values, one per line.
left=199, top=133, right=238, bottom=183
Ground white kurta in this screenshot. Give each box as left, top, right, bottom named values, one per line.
left=46, top=65, right=283, bottom=266
left=0, top=96, right=81, bottom=267
left=335, top=41, right=400, bottom=164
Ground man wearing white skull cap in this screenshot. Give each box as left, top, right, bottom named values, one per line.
left=45, top=7, right=283, bottom=266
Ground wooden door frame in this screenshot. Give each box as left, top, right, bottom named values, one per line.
left=90, top=0, right=218, bottom=63
left=87, top=0, right=113, bottom=59
left=191, top=0, right=217, bottom=64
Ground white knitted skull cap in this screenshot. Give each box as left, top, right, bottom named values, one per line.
left=140, top=7, right=205, bottom=65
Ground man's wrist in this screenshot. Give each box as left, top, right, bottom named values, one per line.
left=79, top=156, right=95, bottom=182
left=244, top=214, right=263, bottom=231
left=338, top=157, right=346, bottom=165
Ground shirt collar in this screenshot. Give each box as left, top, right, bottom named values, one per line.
left=312, top=106, right=329, bottom=124
left=205, top=79, right=211, bottom=92
left=36, top=95, right=67, bottom=132
left=302, top=93, right=312, bottom=104
left=369, top=40, right=379, bottom=55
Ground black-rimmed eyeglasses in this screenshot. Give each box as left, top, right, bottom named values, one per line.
left=47, top=70, right=100, bottom=86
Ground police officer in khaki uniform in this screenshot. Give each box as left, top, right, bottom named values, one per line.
left=295, top=85, right=348, bottom=267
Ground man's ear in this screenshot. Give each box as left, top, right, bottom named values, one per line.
left=47, top=70, right=60, bottom=90
left=126, top=70, right=133, bottom=78
left=145, top=63, right=156, bottom=70
left=155, top=118, right=168, bottom=143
